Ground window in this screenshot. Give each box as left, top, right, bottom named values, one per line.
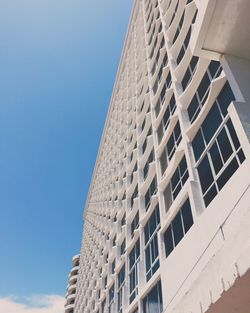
left=108, top=284, right=114, bottom=313
left=153, top=70, right=171, bottom=95
left=131, top=185, right=138, bottom=208
left=104, top=276, right=107, bottom=289
left=101, top=298, right=106, bottom=313
left=181, top=56, right=199, bottom=91
left=144, top=205, right=161, bottom=281
left=112, top=235, right=116, bottom=247
left=143, top=150, right=155, bottom=179
left=163, top=156, right=189, bottom=212
left=164, top=198, right=193, bottom=257
left=157, top=94, right=176, bottom=143
left=172, top=11, right=184, bottom=44
left=143, top=280, right=163, bottom=313
left=169, top=0, right=179, bottom=27
left=188, top=60, right=223, bottom=123
left=192, top=83, right=245, bottom=206
left=111, top=259, right=115, bottom=274
left=131, top=212, right=139, bottom=239
left=129, top=240, right=140, bottom=303
left=142, top=127, right=153, bottom=154
left=176, top=26, right=191, bottom=64
left=117, top=266, right=125, bottom=313
left=145, top=176, right=158, bottom=210
left=120, top=239, right=125, bottom=256
left=160, top=121, right=182, bottom=174
left=121, top=213, right=126, bottom=226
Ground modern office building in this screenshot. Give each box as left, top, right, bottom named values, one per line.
left=65, top=0, right=250, bottom=312
left=64, top=255, right=80, bottom=313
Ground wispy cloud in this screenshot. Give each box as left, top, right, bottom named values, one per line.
left=0, top=295, right=65, bottom=313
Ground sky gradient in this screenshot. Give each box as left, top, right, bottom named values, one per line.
left=0, top=0, right=133, bottom=301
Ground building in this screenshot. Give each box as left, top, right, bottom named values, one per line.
left=64, top=255, right=80, bottom=313
left=66, top=0, right=250, bottom=312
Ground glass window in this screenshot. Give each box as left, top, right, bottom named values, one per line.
left=176, top=27, right=191, bottom=64
left=120, top=239, right=125, bottom=256
left=192, top=83, right=245, bottom=207
left=163, top=156, right=189, bottom=212
left=143, top=281, right=163, bottom=313
left=164, top=199, right=193, bottom=257
left=188, top=60, right=223, bottom=123
left=144, top=205, right=161, bottom=281
left=182, top=56, right=199, bottom=91
left=157, top=94, right=176, bottom=144
left=145, top=176, right=158, bottom=210
left=108, top=285, right=114, bottom=313
left=160, top=121, right=182, bottom=174
left=117, top=266, right=125, bottom=313
left=131, top=212, right=139, bottom=238
left=129, top=240, right=140, bottom=303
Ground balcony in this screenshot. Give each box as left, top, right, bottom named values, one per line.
left=64, top=303, right=74, bottom=313
left=190, top=0, right=250, bottom=60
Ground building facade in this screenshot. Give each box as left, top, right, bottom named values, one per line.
left=67, top=0, right=250, bottom=312
left=64, top=255, right=80, bottom=313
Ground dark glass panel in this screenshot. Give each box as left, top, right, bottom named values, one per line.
left=163, top=107, right=170, bottom=127
left=149, top=211, right=157, bottom=236
left=177, top=46, right=185, bottom=64
left=217, top=128, right=233, bottom=162
left=208, top=60, right=221, bottom=78
left=217, top=82, right=235, bottom=117
left=197, top=72, right=210, bottom=102
left=144, top=222, right=149, bottom=243
left=226, top=118, right=240, bottom=150
left=202, top=104, right=223, bottom=144
left=164, top=184, right=172, bottom=212
left=181, top=199, right=193, bottom=233
left=164, top=226, right=174, bottom=257
left=188, top=94, right=200, bottom=122
left=192, top=129, right=205, bottom=161
left=204, top=184, right=217, bottom=207
left=160, top=150, right=168, bottom=174
left=197, top=155, right=214, bottom=193
left=179, top=157, right=187, bottom=176
left=190, top=56, right=198, bottom=70
left=182, top=70, right=191, bottom=90
left=169, top=95, right=176, bottom=112
left=237, top=149, right=246, bottom=164
left=148, top=282, right=160, bottom=313
left=167, top=135, right=175, bottom=155
left=145, top=246, right=151, bottom=272
left=172, top=182, right=181, bottom=199
left=217, top=157, right=239, bottom=190
left=172, top=211, right=184, bottom=246
left=171, top=169, right=180, bottom=191
left=209, top=141, right=223, bottom=174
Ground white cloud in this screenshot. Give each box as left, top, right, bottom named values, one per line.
left=0, top=295, right=65, bottom=313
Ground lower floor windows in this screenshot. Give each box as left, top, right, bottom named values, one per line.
left=160, top=121, right=182, bottom=174
left=196, top=120, right=245, bottom=206
left=143, top=280, right=163, bottom=313
left=108, top=284, right=114, bottom=313
left=145, top=176, right=158, bottom=210
left=129, top=240, right=140, bottom=303
left=144, top=205, right=161, bottom=281
left=192, top=85, right=245, bottom=207
left=164, top=198, right=193, bottom=257
left=117, top=266, right=125, bottom=313
left=163, top=156, right=189, bottom=212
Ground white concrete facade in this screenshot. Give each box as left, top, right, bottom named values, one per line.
left=67, top=0, right=250, bottom=312
left=64, top=255, right=80, bottom=313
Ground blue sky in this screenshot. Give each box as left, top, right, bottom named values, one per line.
left=0, top=0, right=133, bottom=303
